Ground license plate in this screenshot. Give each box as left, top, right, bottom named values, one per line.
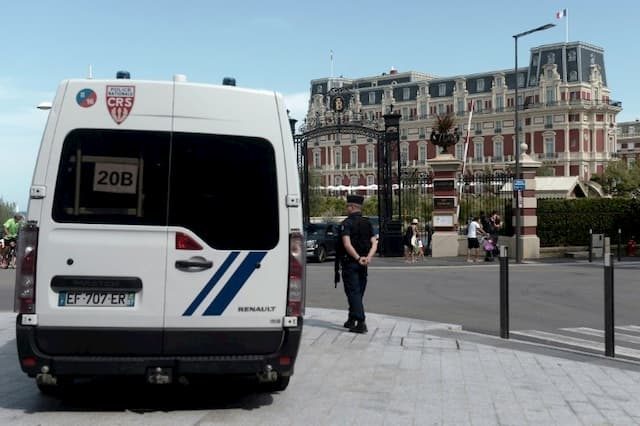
left=58, top=291, right=135, bottom=307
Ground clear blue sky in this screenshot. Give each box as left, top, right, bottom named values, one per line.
left=1, top=0, right=637, bottom=210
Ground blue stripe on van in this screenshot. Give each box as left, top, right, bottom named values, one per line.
left=203, top=251, right=267, bottom=316
left=182, top=251, right=240, bottom=316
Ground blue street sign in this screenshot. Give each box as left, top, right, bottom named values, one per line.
left=513, top=179, right=526, bottom=191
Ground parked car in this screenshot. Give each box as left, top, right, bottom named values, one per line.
left=305, top=222, right=338, bottom=262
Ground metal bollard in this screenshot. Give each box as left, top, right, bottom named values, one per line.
left=499, top=245, right=509, bottom=339
left=604, top=237, right=615, bottom=357
left=618, top=228, right=622, bottom=262
left=588, top=228, right=593, bottom=263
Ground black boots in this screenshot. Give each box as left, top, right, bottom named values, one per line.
left=348, top=321, right=368, bottom=334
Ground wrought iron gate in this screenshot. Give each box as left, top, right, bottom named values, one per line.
left=457, top=173, right=514, bottom=236
left=399, top=169, right=433, bottom=226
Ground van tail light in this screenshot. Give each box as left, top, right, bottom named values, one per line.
left=14, top=222, right=38, bottom=314
left=287, top=231, right=306, bottom=317
left=176, top=232, right=203, bottom=250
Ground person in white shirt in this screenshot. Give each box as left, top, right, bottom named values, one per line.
left=466, top=216, right=486, bottom=263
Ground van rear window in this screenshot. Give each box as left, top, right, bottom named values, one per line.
left=53, top=129, right=279, bottom=250
left=168, top=132, right=279, bottom=250
left=52, top=129, right=170, bottom=225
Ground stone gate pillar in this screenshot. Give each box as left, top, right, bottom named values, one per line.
left=509, top=152, right=541, bottom=259
left=430, top=154, right=462, bottom=257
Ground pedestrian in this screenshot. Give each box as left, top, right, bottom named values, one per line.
left=1, top=214, right=23, bottom=269
left=416, top=238, right=425, bottom=261
left=424, top=220, right=433, bottom=256
left=466, top=216, right=486, bottom=263
left=404, top=218, right=419, bottom=263
left=482, top=211, right=497, bottom=261
left=338, top=194, right=378, bottom=333
left=3, top=214, right=23, bottom=240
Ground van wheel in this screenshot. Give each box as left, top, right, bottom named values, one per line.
left=261, top=376, right=290, bottom=392
left=316, top=246, right=327, bottom=263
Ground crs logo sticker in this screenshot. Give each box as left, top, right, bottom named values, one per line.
left=106, top=85, right=135, bottom=124
left=76, top=88, right=97, bottom=108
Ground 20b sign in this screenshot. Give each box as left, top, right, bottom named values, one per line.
left=93, top=162, right=138, bottom=194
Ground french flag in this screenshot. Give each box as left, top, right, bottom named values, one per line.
left=556, top=8, right=567, bottom=19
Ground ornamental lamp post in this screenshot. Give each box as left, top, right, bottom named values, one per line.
left=513, top=23, right=555, bottom=263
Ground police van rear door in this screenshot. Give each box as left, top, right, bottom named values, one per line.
left=34, top=80, right=172, bottom=354
left=163, top=83, right=289, bottom=355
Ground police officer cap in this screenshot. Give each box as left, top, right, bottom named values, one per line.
left=346, top=195, right=364, bottom=205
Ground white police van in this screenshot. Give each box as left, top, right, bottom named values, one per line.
left=15, top=72, right=305, bottom=394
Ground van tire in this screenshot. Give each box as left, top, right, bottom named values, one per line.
left=316, top=246, right=327, bottom=263
left=261, top=376, right=290, bottom=392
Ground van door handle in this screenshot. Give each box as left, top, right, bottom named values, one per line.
left=175, top=258, right=213, bottom=271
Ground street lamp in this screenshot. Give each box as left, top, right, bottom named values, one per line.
left=513, top=23, right=555, bottom=263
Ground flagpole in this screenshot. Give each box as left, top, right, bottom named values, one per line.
left=565, top=8, right=569, bottom=43
left=330, top=50, right=334, bottom=78
left=457, top=100, right=475, bottom=220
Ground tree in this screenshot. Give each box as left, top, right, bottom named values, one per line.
left=536, top=163, right=555, bottom=177
left=592, top=160, right=640, bottom=197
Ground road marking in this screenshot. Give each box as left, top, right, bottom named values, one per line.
left=617, top=325, right=640, bottom=333
left=511, top=329, right=640, bottom=358
left=561, top=327, right=640, bottom=344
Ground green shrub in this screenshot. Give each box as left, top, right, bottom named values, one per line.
left=537, top=198, right=639, bottom=247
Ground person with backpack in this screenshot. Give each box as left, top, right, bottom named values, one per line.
left=334, top=195, right=377, bottom=334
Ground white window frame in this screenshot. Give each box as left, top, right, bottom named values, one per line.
left=545, top=115, right=553, bottom=126
left=313, top=151, right=321, bottom=168
left=400, top=145, right=409, bottom=166
left=350, top=175, right=358, bottom=186
left=493, top=141, right=503, bottom=161
left=403, top=87, right=410, bottom=100
left=335, top=150, right=342, bottom=168
left=418, top=145, right=427, bottom=163
left=477, top=79, right=485, bottom=91
left=455, top=143, right=464, bottom=160
left=366, top=175, right=375, bottom=185
left=419, top=102, right=427, bottom=118
left=350, top=147, right=358, bottom=167
left=438, top=83, right=446, bottom=96
left=334, top=175, right=342, bottom=186
left=437, top=104, right=445, bottom=115
left=368, top=92, right=375, bottom=103
left=366, top=147, right=374, bottom=166
left=474, top=142, right=483, bottom=160
left=546, top=87, right=555, bottom=105
left=545, top=137, right=555, bottom=158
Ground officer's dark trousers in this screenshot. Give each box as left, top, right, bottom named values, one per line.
left=341, top=261, right=367, bottom=322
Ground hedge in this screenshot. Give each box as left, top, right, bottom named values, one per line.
left=537, top=198, right=640, bottom=247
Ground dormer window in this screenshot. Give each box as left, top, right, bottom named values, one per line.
left=477, top=79, right=485, bottom=91
left=438, top=83, right=446, bottom=96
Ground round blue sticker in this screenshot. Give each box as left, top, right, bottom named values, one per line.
left=76, top=88, right=97, bottom=108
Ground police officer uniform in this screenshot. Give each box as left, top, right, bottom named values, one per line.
left=339, top=194, right=375, bottom=334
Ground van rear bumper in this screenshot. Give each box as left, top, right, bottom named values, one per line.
left=16, top=317, right=303, bottom=379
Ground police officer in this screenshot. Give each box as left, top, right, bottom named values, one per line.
left=339, top=195, right=378, bottom=333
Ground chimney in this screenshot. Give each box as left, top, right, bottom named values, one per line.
left=390, top=66, right=398, bottom=75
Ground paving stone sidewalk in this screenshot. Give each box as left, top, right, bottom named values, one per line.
left=2, top=309, right=640, bottom=425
